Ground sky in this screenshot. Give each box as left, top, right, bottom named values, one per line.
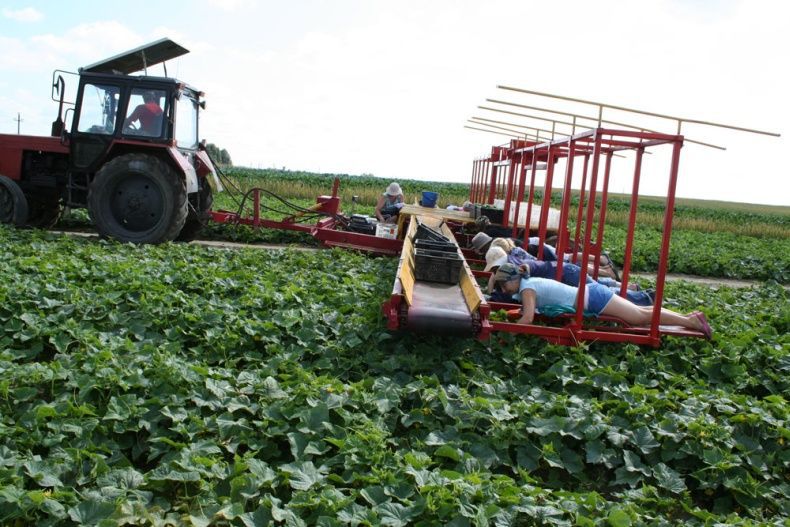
left=1, top=0, right=788, bottom=206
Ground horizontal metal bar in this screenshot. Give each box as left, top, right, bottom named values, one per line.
left=482, top=102, right=726, bottom=151
left=497, top=85, right=781, bottom=138
left=467, top=119, right=538, bottom=138
left=469, top=117, right=556, bottom=141
left=463, top=125, right=522, bottom=139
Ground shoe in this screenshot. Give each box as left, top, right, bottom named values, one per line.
left=691, top=311, right=712, bottom=340
left=602, top=253, right=621, bottom=282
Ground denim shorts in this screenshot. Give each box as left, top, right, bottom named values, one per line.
left=586, top=283, right=614, bottom=315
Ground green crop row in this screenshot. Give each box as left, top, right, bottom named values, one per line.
left=0, top=226, right=787, bottom=525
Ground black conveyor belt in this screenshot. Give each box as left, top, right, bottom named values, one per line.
left=406, top=281, right=474, bottom=335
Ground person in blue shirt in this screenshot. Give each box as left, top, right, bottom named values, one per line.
left=484, top=247, right=654, bottom=306
left=492, top=263, right=712, bottom=338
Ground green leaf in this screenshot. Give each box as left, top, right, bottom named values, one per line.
left=607, top=507, right=632, bottom=527
left=96, top=467, right=144, bottom=490
left=434, top=445, right=461, bottom=462
left=379, top=502, right=418, bottom=527
left=653, top=462, right=687, bottom=494
left=68, top=499, right=116, bottom=525
left=281, top=461, right=326, bottom=491
left=239, top=506, right=273, bottom=527
left=622, top=450, right=649, bottom=475
left=631, top=426, right=660, bottom=454
left=23, top=459, right=63, bottom=488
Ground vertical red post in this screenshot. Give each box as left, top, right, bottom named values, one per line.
left=620, top=148, right=643, bottom=296
left=253, top=188, right=261, bottom=227
left=523, top=152, right=539, bottom=244
left=511, top=152, right=529, bottom=238
left=592, top=151, right=614, bottom=279
left=554, top=141, right=576, bottom=284
left=575, top=132, right=602, bottom=327
left=502, top=151, right=517, bottom=228
left=487, top=163, right=498, bottom=205
left=572, top=153, right=590, bottom=264
left=470, top=160, right=478, bottom=203
left=650, top=139, right=682, bottom=340
left=537, top=146, right=556, bottom=260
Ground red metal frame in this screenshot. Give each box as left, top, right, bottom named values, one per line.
left=468, top=127, right=700, bottom=347
left=209, top=177, right=404, bottom=256
left=203, top=128, right=697, bottom=347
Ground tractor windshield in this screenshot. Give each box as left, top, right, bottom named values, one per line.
left=175, top=92, right=198, bottom=149
left=77, top=83, right=120, bottom=135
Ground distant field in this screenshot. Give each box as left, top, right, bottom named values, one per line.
left=219, top=167, right=789, bottom=240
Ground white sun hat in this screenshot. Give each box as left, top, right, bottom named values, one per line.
left=484, top=246, right=509, bottom=272
left=385, top=182, right=402, bottom=196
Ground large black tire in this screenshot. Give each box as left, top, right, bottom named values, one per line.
left=0, top=175, right=29, bottom=226
left=88, top=154, right=187, bottom=244
left=176, top=181, right=213, bottom=242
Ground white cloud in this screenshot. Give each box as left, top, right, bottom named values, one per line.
left=2, top=7, right=43, bottom=22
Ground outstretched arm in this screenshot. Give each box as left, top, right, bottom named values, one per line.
left=517, top=289, right=536, bottom=325
left=374, top=196, right=386, bottom=221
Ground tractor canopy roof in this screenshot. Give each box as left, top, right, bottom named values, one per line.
left=80, top=38, right=188, bottom=76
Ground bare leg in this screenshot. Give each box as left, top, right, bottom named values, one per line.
left=601, top=295, right=702, bottom=330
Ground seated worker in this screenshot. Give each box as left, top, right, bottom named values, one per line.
left=124, top=90, right=164, bottom=136
left=492, top=263, right=712, bottom=338
left=484, top=247, right=654, bottom=306
left=375, top=182, right=404, bottom=223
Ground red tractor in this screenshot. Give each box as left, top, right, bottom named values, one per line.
left=0, top=38, right=219, bottom=243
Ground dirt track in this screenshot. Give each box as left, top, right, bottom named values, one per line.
left=50, top=231, right=775, bottom=289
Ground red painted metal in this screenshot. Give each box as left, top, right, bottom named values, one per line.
left=620, top=148, right=644, bottom=296
left=572, top=154, right=589, bottom=265
left=554, top=142, right=576, bottom=284
left=465, top=127, right=705, bottom=346
left=591, top=152, right=614, bottom=281
left=0, top=134, right=68, bottom=181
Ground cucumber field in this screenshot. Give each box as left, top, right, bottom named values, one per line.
left=0, top=169, right=788, bottom=526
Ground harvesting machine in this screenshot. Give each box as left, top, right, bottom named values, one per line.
left=1, top=39, right=780, bottom=347
left=0, top=38, right=218, bottom=244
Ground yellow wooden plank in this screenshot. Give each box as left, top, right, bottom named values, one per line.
left=400, top=204, right=475, bottom=224
left=438, top=221, right=484, bottom=314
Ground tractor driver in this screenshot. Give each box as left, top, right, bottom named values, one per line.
left=124, top=90, right=164, bottom=136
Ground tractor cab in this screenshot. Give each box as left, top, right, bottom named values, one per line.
left=46, top=38, right=218, bottom=244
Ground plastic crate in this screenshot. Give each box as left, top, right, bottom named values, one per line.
left=480, top=206, right=504, bottom=224
left=414, top=238, right=457, bottom=253
left=413, top=248, right=463, bottom=284
left=413, top=222, right=450, bottom=243
left=348, top=217, right=376, bottom=235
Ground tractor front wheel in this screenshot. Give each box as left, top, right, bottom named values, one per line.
left=88, top=154, right=187, bottom=244
left=0, top=175, right=29, bottom=226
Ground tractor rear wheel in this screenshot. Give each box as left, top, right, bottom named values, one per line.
left=0, top=175, right=29, bottom=226
left=176, top=181, right=213, bottom=242
left=88, top=154, right=187, bottom=244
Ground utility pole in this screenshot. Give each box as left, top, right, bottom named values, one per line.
left=14, top=113, right=23, bottom=134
